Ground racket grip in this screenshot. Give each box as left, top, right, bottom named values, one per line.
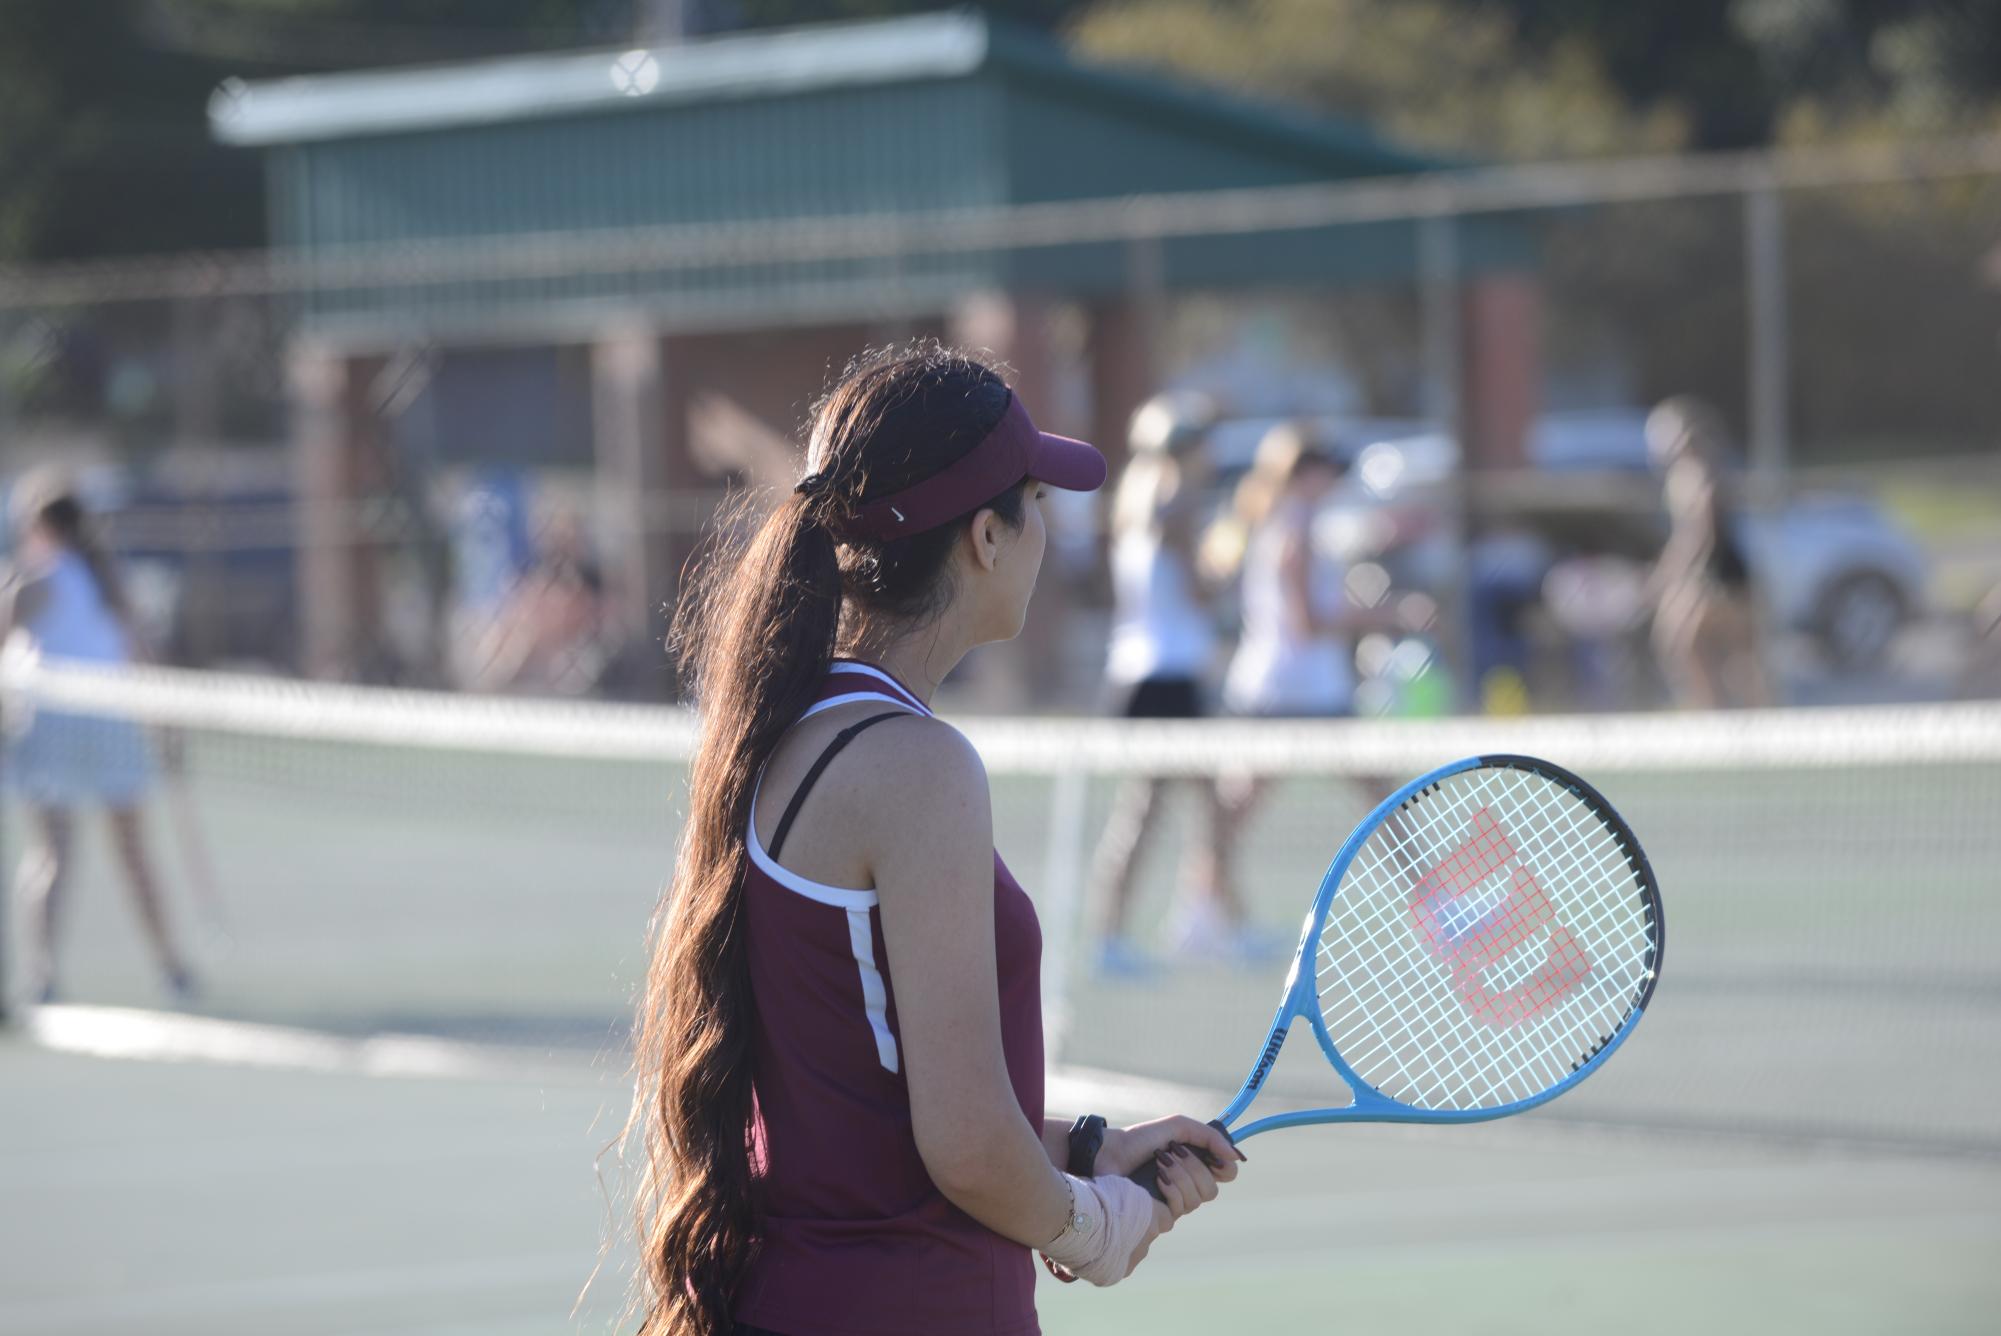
left=1125, top=1120, right=1235, bottom=1204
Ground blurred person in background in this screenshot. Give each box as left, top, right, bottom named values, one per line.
left=1542, top=552, right=1650, bottom=711
left=1962, top=580, right=2001, bottom=699
left=2, top=469, right=194, bottom=1005
left=1085, top=393, right=1224, bottom=976
left=1644, top=397, right=1772, bottom=709
left=467, top=508, right=612, bottom=696
left=1192, top=422, right=1381, bottom=961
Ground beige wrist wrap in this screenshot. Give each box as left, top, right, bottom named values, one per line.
left=1042, top=1172, right=1157, bottom=1287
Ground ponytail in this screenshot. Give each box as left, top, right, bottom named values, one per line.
left=23, top=492, right=132, bottom=625
left=633, top=492, right=840, bottom=1336
left=74, top=531, right=133, bottom=626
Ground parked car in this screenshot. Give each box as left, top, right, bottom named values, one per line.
left=1360, top=412, right=1929, bottom=669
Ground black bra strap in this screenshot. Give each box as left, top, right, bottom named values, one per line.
left=767, top=711, right=910, bottom=860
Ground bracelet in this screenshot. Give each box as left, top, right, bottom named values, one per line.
left=1039, top=1175, right=1091, bottom=1284
left=1045, top=1176, right=1077, bottom=1248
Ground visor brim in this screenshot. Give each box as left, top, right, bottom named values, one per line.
left=1030, top=432, right=1108, bottom=493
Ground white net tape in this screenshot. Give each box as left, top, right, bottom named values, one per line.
left=9, top=652, right=2001, bottom=773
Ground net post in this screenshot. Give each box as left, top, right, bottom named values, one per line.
left=1418, top=203, right=1472, bottom=711
left=1743, top=173, right=1790, bottom=498
left=1037, top=763, right=1090, bottom=1065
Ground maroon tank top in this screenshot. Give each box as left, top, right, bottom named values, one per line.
left=733, top=661, right=1046, bottom=1336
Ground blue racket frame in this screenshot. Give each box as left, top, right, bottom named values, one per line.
left=1214, top=753, right=1664, bottom=1144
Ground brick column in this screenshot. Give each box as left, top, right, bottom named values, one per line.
left=1461, top=274, right=1543, bottom=470
left=1085, top=296, right=1154, bottom=480
left=290, top=341, right=386, bottom=681
left=591, top=324, right=675, bottom=690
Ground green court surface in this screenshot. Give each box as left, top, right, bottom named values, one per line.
left=3, top=1035, right=1997, bottom=1336
left=22, top=740, right=1997, bottom=1157
left=6, top=707, right=1999, bottom=1331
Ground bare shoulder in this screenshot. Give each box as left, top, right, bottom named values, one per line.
left=826, top=713, right=993, bottom=882
left=856, top=713, right=991, bottom=823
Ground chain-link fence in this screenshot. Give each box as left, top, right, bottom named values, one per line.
left=2, top=137, right=1997, bottom=707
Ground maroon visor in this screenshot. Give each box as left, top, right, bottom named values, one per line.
left=838, top=392, right=1106, bottom=542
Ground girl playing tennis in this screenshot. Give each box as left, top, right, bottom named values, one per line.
left=3, top=469, right=194, bottom=1005
left=633, top=345, right=1239, bottom=1336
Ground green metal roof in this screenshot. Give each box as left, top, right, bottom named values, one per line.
left=210, top=11, right=1526, bottom=342
left=211, top=10, right=1436, bottom=176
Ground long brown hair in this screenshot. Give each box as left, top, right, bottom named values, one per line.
left=630, top=344, right=1027, bottom=1336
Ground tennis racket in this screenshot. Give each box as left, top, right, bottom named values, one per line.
left=1132, top=753, right=1662, bottom=1198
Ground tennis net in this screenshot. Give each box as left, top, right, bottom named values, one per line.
left=5, top=653, right=1998, bottom=1155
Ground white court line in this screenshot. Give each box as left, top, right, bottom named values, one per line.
left=0, top=1252, right=591, bottom=1332
left=25, top=1004, right=1224, bottom=1119
left=27, top=1005, right=1987, bottom=1160
left=25, top=1005, right=608, bottom=1084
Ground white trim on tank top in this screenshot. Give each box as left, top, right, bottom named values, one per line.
left=745, top=679, right=930, bottom=1074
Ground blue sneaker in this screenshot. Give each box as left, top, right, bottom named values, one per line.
left=1226, top=924, right=1291, bottom=967
left=165, top=967, right=199, bottom=1008
left=1093, top=937, right=1159, bottom=980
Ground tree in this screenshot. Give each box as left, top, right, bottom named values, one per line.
left=1068, top=0, right=1690, bottom=161
left=0, top=0, right=638, bottom=263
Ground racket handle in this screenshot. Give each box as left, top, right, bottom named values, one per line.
left=1125, top=1120, right=1234, bottom=1204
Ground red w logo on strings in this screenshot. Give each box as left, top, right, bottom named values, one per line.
left=1407, top=807, right=1592, bottom=1028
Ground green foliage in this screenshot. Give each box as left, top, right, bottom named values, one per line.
left=1071, top=0, right=2001, bottom=156
left=0, top=0, right=262, bottom=260
left=730, top=0, right=1083, bottom=30
left=1069, top=0, right=1690, bottom=160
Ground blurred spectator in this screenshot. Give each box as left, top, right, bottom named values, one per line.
left=2, top=467, right=194, bottom=1005
left=1203, top=421, right=1379, bottom=716
left=1643, top=397, right=1772, bottom=709
left=1085, top=393, right=1224, bottom=976
left=1468, top=526, right=1551, bottom=702
left=1542, top=553, right=1649, bottom=711
left=1963, top=582, right=2001, bottom=699
left=465, top=509, right=612, bottom=696
left=1193, top=422, right=1392, bottom=960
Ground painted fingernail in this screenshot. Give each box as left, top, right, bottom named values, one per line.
left=1235, top=1147, right=1249, bottom=1162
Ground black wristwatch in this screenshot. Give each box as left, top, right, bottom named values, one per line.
left=1065, top=1114, right=1108, bottom=1177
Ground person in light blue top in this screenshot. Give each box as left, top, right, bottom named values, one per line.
left=4, top=469, right=192, bottom=1005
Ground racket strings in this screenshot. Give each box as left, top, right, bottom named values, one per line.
left=1384, top=773, right=1650, bottom=1105
left=1373, top=773, right=1648, bottom=1105
left=1316, top=766, right=1655, bottom=1111
left=1322, top=804, right=1623, bottom=1107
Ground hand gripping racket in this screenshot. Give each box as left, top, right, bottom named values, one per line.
left=1132, top=754, right=1662, bottom=1199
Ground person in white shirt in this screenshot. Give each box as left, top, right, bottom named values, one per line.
left=1207, top=423, right=1357, bottom=718
left=1085, top=395, right=1225, bottom=974
left=1196, top=423, right=1387, bottom=947
left=3, top=470, right=193, bottom=1005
